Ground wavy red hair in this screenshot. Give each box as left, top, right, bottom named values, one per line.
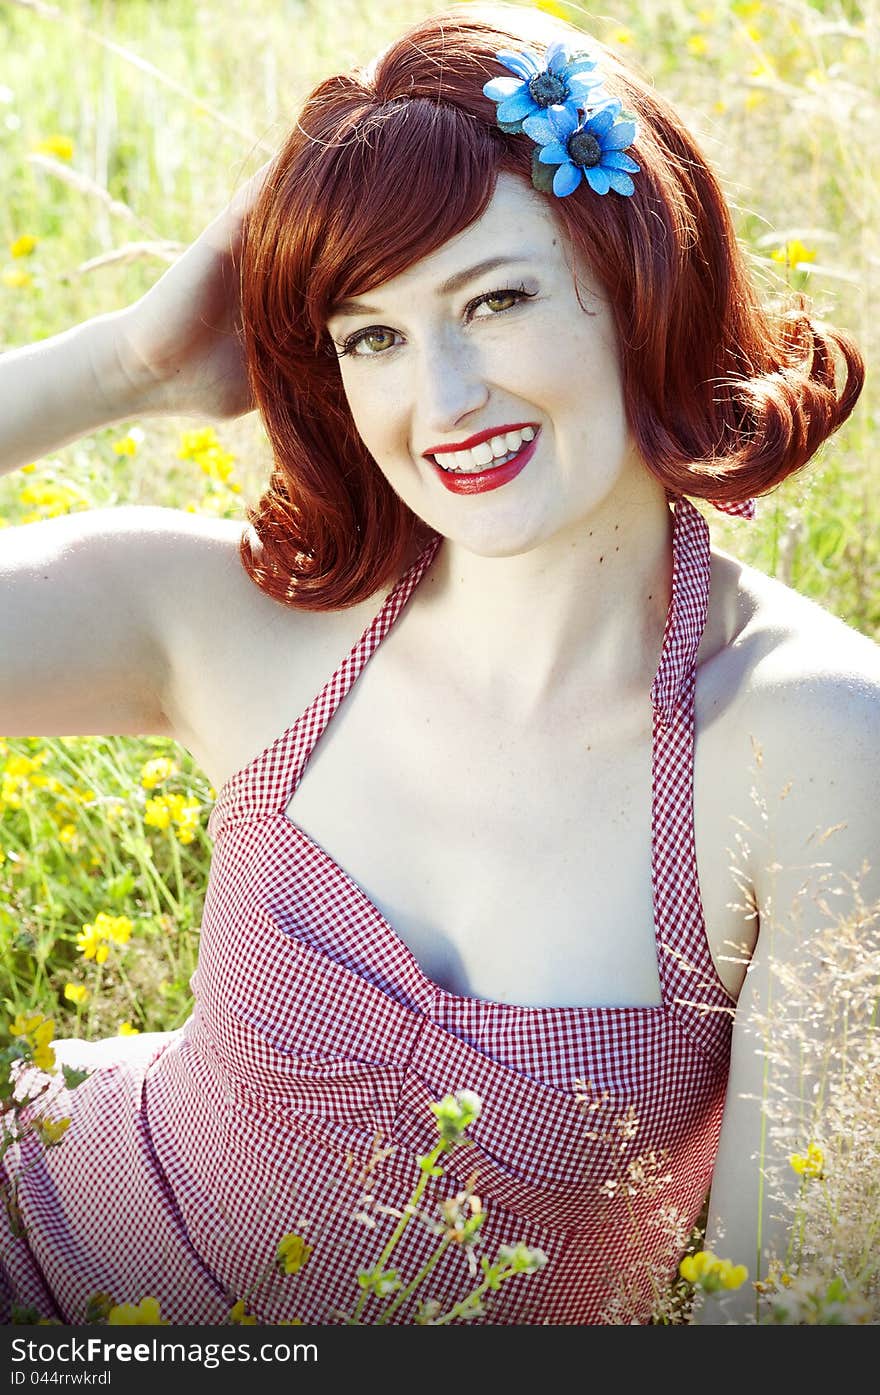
left=238, top=2, right=864, bottom=610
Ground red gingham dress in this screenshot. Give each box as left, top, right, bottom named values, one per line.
left=1, top=494, right=752, bottom=1325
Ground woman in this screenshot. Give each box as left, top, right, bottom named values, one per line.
left=1, top=3, right=877, bottom=1326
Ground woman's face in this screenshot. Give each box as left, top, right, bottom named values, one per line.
left=326, top=172, right=646, bottom=556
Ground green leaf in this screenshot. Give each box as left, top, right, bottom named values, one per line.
left=530, top=150, right=556, bottom=195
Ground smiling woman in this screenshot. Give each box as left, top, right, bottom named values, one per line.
left=1, top=0, right=878, bottom=1330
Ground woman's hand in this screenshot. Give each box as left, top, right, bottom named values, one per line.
left=114, top=160, right=275, bottom=421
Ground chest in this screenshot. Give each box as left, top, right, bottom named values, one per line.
left=179, top=547, right=760, bottom=1011
left=271, top=651, right=753, bottom=1009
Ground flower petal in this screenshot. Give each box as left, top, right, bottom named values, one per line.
left=603, top=119, right=638, bottom=151
left=495, top=49, right=540, bottom=80
left=606, top=168, right=636, bottom=195
left=521, top=111, right=557, bottom=144
left=553, top=162, right=582, bottom=197
left=584, top=165, right=612, bottom=195
left=497, top=90, right=538, bottom=123
left=568, top=73, right=607, bottom=103
left=562, top=55, right=600, bottom=79
left=482, top=76, right=525, bottom=103
left=583, top=102, right=622, bottom=135
left=602, top=151, right=640, bottom=173
left=545, top=40, right=571, bottom=72
left=537, top=140, right=570, bottom=165
left=546, top=103, right=578, bottom=139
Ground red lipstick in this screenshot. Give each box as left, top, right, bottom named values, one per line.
left=429, top=431, right=540, bottom=495
left=426, top=422, right=539, bottom=455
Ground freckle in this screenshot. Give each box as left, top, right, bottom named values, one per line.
left=647, top=593, right=653, bottom=600
left=615, top=545, right=619, bottom=552
left=614, top=524, right=619, bottom=531
left=599, top=555, right=604, bottom=563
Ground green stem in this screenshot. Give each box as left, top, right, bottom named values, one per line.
left=350, top=1142, right=445, bottom=1324
left=431, top=1265, right=516, bottom=1326
left=376, top=1234, right=454, bottom=1325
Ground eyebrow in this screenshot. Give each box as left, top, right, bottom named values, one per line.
left=328, top=254, right=538, bottom=319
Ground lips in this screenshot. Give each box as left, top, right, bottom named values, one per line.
left=426, top=421, right=539, bottom=456
left=428, top=430, right=539, bottom=495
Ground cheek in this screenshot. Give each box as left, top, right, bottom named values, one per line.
left=338, top=371, right=402, bottom=460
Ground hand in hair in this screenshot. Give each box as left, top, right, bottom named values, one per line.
left=114, top=159, right=275, bottom=422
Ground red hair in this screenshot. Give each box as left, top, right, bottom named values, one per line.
left=238, top=2, right=864, bottom=610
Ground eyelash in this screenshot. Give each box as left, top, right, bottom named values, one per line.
left=333, top=284, right=536, bottom=359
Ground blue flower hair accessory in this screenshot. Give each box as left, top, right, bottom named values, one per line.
left=482, top=42, right=640, bottom=198
left=482, top=40, right=607, bottom=131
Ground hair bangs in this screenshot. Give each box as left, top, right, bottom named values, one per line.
left=303, top=99, right=503, bottom=339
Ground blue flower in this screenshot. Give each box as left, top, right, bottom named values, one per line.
left=482, top=40, right=607, bottom=132
left=522, top=98, right=640, bottom=197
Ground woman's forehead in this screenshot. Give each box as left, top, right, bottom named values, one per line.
left=328, top=176, right=566, bottom=316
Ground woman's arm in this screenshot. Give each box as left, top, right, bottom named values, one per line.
left=0, top=159, right=273, bottom=476
left=697, top=634, right=880, bottom=1323
left=0, top=162, right=274, bottom=741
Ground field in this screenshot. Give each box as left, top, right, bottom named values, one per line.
left=0, top=0, right=877, bottom=1325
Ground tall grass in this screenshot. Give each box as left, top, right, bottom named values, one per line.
left=0, top=0, right=878, bottom=1323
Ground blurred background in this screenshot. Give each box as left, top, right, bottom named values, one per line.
left=0, top=0, right=877, bottom=1038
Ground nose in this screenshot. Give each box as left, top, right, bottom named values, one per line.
left=414, top=332, right=490, bottom=437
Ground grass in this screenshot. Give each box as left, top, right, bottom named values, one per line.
left=0, top=0, right=878, bottom=1324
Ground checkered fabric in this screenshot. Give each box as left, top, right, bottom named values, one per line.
left=1, top=496, right=743, bottom=1326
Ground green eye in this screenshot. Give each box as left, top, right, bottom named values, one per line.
left=354, top=328, right=396, bottom=355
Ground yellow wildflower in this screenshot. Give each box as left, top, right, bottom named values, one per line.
left=144, top=796, right=172, bottom=831
left=111, top=427, right=144, bottom=457
left=12, top=1015, right=59, bottom=1065
left=18, top=482, right=82, bottom=519
left=276, top=1233, right=313, bottom=1276
left=278, top=1318, right=304, bottom=1325
left=790, top=1142, right=824, bottom=1179
left=177, top=427, right=221, bottom=460
left=118, top=1022, right=140, bottom=1037
left=229, top=1299, right=257, bottom=1325
left=76, top=924, right=109, bottom=965
left=1, top=269, right=33, bottom=289
left=140, top=757, right=177, bottom=790
left=32, top=1042, right=56, bottom=1071
left=10, top=235, right=37, bottom=258
left=35, top=1117, right=71, bottom=1146
left=63, top=983, right=88, bottom=1005
left=10, top=1011, right=46, bottom=1039
left=58, top=823, right=79, bottom=848
left=107, top=1297, right=167, bottom=1325
left=15, top=1015, right=59, bottom=1070
left=679, top=1249, right=748, bottom=1293
left=35, top=135, right=74, bottom=161
left=771, top=238, right=816, bottom=271
left=686, top=34, right=709, bottom=56
left=96, top=913, right=133, bottom=946
left=77, top=912, right=132, bottom=961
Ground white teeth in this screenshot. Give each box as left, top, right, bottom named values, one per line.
left=431, top=426, right=538, bottom=474
left=471, top=441, right=494, bottom=467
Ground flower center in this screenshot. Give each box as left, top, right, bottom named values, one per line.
left=528, top=72, right=568, bottom=107
left=566, top=129, right=602, bottom=168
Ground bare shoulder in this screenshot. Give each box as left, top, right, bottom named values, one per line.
left=724, top=549, right=880, bottom=709
left=148, top=508, right=389, bottom=788
left=711, top=548, right=880, bottom=903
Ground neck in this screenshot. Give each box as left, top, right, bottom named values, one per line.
left=415, top=473, right=675, bottom=722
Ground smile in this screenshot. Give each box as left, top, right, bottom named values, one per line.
left=427, top=427, right=540, bottom=495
